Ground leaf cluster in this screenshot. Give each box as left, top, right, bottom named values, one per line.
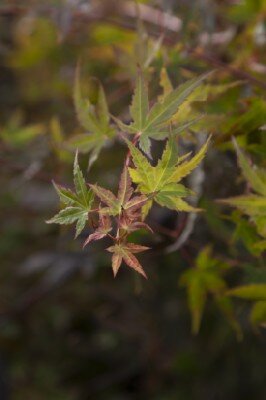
left=47, top=67, right=211, bottom=278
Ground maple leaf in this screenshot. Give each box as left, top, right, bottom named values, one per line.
left=89, top=184, right=120, bottom=216
left=219, top=140, right=266, bottom=239
left=159, top=67, right=244, bottom=135
left=107, top=242, right=149, bottom=278
left=90, top=167, right=148, bottom=219
left=180, top=246, right=241, bottom=337
left=129, top=69, right=149, bottom=134
left=67, top=63, right=115, bottom=168
left=46, top=152, right=94, bottom=237
left=126, top=136, right=210, bottom=215
left=227, top=284, right=266, bottom=301
left=83, top=213, right=112, bottom=247
left=134, top=19, right=163, bottom=72
left=113, top=18, right=162, bottom=80
left=119, top=214, right=153, bottom=234
left=227, top=284, right=266, bottom=329
left=114, top=69, right=211, bottom=155
left=0, top=110, right=44, bottom=146
left=49, top=117, right=71, bottom=163
left=250, top=301, right=266, bottom=329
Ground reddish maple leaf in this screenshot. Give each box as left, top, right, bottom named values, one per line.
left=83, top=213, right=112, bottom=247
left=107, top=242, right=149, bottom=278
left=119, top=213, right=153, bottom=233
left=90, top=167, right=148, bottom=218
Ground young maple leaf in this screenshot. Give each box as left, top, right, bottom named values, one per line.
left=126, top=136, right=210, bottom=216
left=114, top=69, right=211, bottom=155
left=46, top=152, right=94, bottom=238
left=89, top=166, right=148, bottom=218
left=119, top=213, right=153, bottom=234
left=83, top=213, right=112, bottom=247
left=107, top=242, right=149, bottom=278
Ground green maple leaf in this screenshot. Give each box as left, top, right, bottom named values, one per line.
left=126, top=136, right=210, bottom=215
left=134, top=18, right=163, bottom=72
left=46, top=152, right=94, bottom=237
left=0, top=110, right=44, bottom=146
left=142, top=72, right=210, bottom=137
left=227, top=284, right=266, bottom=329
left=49, top=117, right=72, bottom=163
left=227, top=284, right=266, bottom=301
left=107, top=242, right=149, bottom=278
left=219, top=140, right=266, bottom=239
left=250, top=301, right=266, bottom=329
left=114, top=18, right=162, bottom=80
left=230, top=210, right=264, bottom=256
left=221, top=196, right=266, bottom=217
left=129, top=68, right=149, bottom=133
left=180, top=246, right=240, bottom=336
left=159, top=67, right=244, bottom=134
left=234, top=137, right=266, bottom=197
left=115, top=69, right=211, bottom=155
left=67, top=63, right=115, bottom=168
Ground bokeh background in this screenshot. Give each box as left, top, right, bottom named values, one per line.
left=0, top=0, right=266, bottom=399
